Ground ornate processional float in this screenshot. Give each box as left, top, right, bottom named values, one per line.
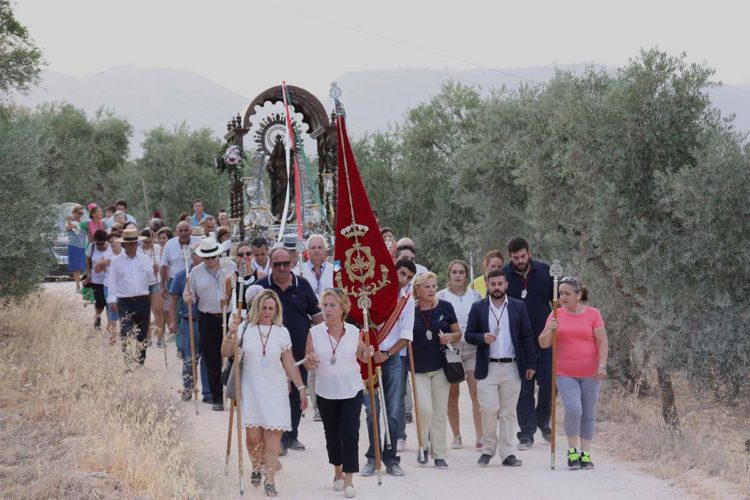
left=216, top=83, right=345, bottom=252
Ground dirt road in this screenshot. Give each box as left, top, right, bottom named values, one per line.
left=52, top=281, right=695, bottom=499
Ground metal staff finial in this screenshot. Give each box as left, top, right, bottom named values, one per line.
left=549, top=258, right=563, bottom=470
left=330, top=81, right=344, bottom=116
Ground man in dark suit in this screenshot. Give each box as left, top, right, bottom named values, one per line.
left=465, top=269, right=538, bottom=467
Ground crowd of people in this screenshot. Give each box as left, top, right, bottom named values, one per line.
left=66, top=198, right=610, bottom=498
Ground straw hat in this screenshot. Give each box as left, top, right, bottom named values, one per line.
left=117, top=227, right=146, bottom=243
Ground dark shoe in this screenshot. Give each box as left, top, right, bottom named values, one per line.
left=502, top=455, right=522, bottom=467
left=251, top=469, right=262, bottom=487
left=264, top=482, right=277, bottom=497
left=541, top=427, right=553, bottom=442
left=360, top=459, right=375, bottom=477
left=279, top=442, right=288, bottom=456
left=94, top=316, right=101, bottom=330
left=477, top=454, right=492, bottom=467
left=181, top=389, right=192, bottom=401
left=567, top=447, right=581, bottom=469
left=202, top=395, right=214, bottom=404
left=157, top=340, right=165, bottom=348
left=212, top=403, right=224, bottom=411
left=517, top=438, right=532, bottom=451
left=385, top=463, right=404, bottom=476
left=287, top=438, right=305, bottom=451
left=580, top=451, right=594, bottom=469
left=434, top=458, right=448, bottom=468
left=405, top=411, right=413, bottom=423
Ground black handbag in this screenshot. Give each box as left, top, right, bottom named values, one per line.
left=441, top=346, right=465, bottom=384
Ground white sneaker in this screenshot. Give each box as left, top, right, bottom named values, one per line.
left=397, top=439, right=406, bottom=452
left=345, top=486, right=356, bottom=498
left=451, top=435, right=462, bottom=449
left=333, top=479, right=344, bottom=491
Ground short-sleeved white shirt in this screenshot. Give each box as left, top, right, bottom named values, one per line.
left=161, top=236, right=201, bottom=278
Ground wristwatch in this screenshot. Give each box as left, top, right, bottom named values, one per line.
left=598, top=363, right=607, bottom=369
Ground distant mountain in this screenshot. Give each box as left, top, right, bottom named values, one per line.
left=14, top=66, right=249, bottom=156
left=13, top=66, right=750, bottom=159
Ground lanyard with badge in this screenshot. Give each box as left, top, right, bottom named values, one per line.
left=490, top=302, right=507, bottom=336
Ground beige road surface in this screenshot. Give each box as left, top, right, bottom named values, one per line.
left=51, top=281, right=694, bottom=499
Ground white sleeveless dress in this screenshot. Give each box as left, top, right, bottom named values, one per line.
left=239, top=323, right=293, bottom=430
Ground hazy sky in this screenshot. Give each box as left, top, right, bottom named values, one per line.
left=15, top=0, right=750, bottom=99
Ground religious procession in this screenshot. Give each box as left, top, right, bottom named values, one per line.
left=58, top=83, right=609, bottom=499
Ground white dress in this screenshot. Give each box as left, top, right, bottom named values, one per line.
left=238, top=322, right=293, bottom=430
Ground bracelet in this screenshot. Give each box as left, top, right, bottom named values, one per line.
left=297, top=385, right=306, bottom=392
left=599, top=363, right=607, bottom=369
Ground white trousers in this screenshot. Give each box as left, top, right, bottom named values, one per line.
left=414, top=369, right=450, bottom=459
left=477, top=362, right=521, bottom=459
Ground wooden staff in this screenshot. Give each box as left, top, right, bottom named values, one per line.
left=182, top=246, right=199, bottom=415
left=224, top=398, right=235, bottom=475
left=407, top=342, right=428, bottom=464
left=232, top=260, right=245, bottom=495
left=361, top=305, right=383, bottom=485
left=223, top=261, right=244, bottom=477
left=153, top=246, right=167, bottom=368
left=549, top=260, right=563, bottom=470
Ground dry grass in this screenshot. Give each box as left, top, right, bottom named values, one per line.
left=0, top=293, right=204, bottom=499
left=596, top=377, right=750, bottom=498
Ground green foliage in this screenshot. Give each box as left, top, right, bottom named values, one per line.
left=115, top=124, right=227, bottom=226
left=0, top=108, right=55, bottom=302
left=25, top=103, right=133, bottom=204
left=355, top=49, right=750, bottom=403
left=0, top=0, right=44, bottom=96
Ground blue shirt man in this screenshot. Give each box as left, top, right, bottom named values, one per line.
left=169, top=263, right=211, bottom=402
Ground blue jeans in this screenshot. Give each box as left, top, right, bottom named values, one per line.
left=517, top=347, right=552, bottom=442
left=179, top=318, right=211, bottom=397
left=398, top=355, right=409, bottom=440
left=362, top=355, right=403, bottom=465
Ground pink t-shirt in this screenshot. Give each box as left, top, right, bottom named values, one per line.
left=546, top=306, right=604, bottom=378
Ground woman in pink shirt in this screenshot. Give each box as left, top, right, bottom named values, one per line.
left=538, top=276, right=608, bottom=470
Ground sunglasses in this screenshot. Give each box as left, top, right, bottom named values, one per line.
left=272, top=261, right=291, bottom=268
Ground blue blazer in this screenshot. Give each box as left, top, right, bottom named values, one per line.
left=465, top=296, right=538, bottom=380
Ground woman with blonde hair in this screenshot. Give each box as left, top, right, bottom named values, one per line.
left=436, top=260, right=483, bottom=449
left=411, top=272, right=461, bottom=468
left=305, top=288, right=373, bottom=498
left=223, top=288, right=307, bottom=497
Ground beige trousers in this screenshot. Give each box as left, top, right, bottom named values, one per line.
left=477, top=362, right=521, bottom=459
left=414, top=368, right=450, bottom=459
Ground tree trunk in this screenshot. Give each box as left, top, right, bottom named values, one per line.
left=656, top=366, right=680, bottom=430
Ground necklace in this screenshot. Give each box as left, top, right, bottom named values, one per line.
left=258, top=324, right=272, bottom=366
left=417, top=302, right=435, bottom=340
left=326, top=323, right=345, bottom=365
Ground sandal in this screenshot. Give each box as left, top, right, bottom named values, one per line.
left=251, top=469, right=262, bottom=487
left=264, top=482, right=277, bottom=497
